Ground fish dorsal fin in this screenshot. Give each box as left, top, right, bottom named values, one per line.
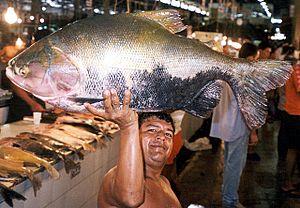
left=134, top=9, right=187, bottom=34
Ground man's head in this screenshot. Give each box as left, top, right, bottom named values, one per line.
left=138, top=112, right=175, bottom=168
left=258, top=42, right=272, bottom=59
left=238, top=42, right=259, bottom=61
left=138, top=112, right=175, bottom=132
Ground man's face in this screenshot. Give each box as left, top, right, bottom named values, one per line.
left=259, top=47, right=271, bottom=59
left=139, top=116, right=174, bottom=168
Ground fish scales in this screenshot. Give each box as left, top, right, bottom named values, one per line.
left=6, top=10, right=292, bottom=129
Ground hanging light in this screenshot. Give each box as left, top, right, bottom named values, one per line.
left=15, top=37, right=24, bottom=50
left=4, top=7, right=18, bottom=24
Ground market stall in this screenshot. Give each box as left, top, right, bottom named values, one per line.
left=0, top=114, right=120, bottom=208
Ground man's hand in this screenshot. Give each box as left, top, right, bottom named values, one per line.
left=249, top=129, right=258, bottom=146
left=84, top=89, right=138, bottom=129
left=30, top=100, right=46, bottom=112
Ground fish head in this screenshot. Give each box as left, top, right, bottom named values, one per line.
left=6, top=39, right=80, bottom=102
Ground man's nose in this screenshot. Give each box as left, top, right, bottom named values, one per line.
left=155, top=131, right=166, bottom=141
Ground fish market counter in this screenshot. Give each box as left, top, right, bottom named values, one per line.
left=0, top=120, right=120, bottom=208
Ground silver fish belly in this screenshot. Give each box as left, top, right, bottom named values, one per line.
left=6, top=10, right=292, bottom=129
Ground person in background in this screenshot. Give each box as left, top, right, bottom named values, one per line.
left=257, top=42, right=276, bottom=125
left=209, top=42, right=258, bottom=208
left=0, top=39, right=23, bottom=64
left=281, top=60, right=300, bottom=197
left=258, top=42, right=272, bottom=60
left=85, top=89, right=181, bottom=208
left=238, top=43, right=261, bottom=162
left=276, top=44, right=296, bottom=162
left=3, top=30, right=53, bottom=123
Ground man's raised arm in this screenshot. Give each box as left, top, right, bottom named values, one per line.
left=85, top=89, right=145, bottom=207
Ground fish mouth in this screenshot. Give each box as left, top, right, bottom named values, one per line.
left=6, top=52, right=80, bottom=101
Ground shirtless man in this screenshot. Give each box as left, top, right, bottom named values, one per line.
left=85, top=89, right=181, bottom=208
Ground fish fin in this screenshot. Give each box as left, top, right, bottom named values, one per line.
left=62, top=156, right=78, bottom=174
left=76, top=151, right=85, bottom=160
left=233, top=60, right=292, bottom=129
left=27, top=172, right=42, bottom=197
left=95, top=136, right=107, bottom=148
left=134, top=9, right=186, bottom=34
left=0, top=184, right=26, bottom=207
left=43, top=163, right=60, bottom=179
left=183, top=80, right=223, bottom=118
left=82, top=143, right=96, bottom=152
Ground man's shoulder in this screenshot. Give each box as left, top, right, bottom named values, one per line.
left=160, top=175, right=170, bottom=185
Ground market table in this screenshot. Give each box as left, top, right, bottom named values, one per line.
left=0, top=120, right=120, bottom=208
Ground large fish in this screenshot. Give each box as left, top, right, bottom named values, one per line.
left=5, top=10, right=292, bottom=129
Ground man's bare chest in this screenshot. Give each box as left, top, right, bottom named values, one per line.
left=141, top=179, right=181, bottom=208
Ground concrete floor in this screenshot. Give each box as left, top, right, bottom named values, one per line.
left=177, top=121, right=300, bottom=208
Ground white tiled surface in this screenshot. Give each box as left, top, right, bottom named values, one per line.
left=0, top=121, right=120, bottom=208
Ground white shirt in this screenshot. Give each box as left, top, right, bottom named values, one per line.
left=209, top=82, right=250, bottom=141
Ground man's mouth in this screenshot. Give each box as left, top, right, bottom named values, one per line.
left=150, top=144, right=166, bottom=151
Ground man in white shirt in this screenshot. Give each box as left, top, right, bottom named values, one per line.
left=210, top=82, right=257, bottom=208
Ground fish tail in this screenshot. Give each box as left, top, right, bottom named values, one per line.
left=42, top=162, right=60, bottom=179
left=76, top=151, right=85, bottom=160
left=27, top=172, right=42, bottom=197
left=82, top=143, right=96, bottom=152
left=62, top=156, right=78, bottom=174
left=0, top=184, right=26, bottom=207
left=95, top=136, right=107, bottom=148
left=233, top=60, right=292, bottom=129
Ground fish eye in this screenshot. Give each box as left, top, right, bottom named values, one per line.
left=15, top=65, right=30, bottom=77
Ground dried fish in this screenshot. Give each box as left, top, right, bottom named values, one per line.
left=0, top=182, right=26, bottom=207
left=38, top=128, right=95, bottom=152
left=0, top=146, right=59, bottom=180
left=2, top=136, right=78, bottom=174
left=0, top=158, right=41, bottom=196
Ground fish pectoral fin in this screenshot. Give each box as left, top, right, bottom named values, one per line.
left=134, top=9, right=186, bottom=34
left=38, top=46, right=80, bottom=98
left=183, top=80, right=223, bottom=118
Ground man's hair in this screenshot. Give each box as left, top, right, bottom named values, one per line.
left=258, top=41, right=271, bottom=50
left=138, top=112, right=175, bottom=133
left=238, top=42, right=258, bottom=58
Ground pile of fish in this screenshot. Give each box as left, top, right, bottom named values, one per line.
left=0, top=113, right=119, bottom=207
